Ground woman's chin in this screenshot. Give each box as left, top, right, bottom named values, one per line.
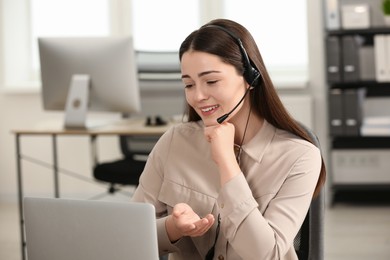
left=202, top=117, right=219, bottom=127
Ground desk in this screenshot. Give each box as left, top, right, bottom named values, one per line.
left=12, top=118, right=174, bottom=260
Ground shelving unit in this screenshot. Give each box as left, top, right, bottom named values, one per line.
left=324, top=0, right=390, bottom=203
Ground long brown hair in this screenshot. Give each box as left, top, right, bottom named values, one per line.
left=179, top=19, right=325, bottom=197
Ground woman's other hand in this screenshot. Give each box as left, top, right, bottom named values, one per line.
left=165, top=203, right=215, bottom=242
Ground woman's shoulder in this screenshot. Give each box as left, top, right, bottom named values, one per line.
left=270, top=124, right=322, bottom=173
left=272, top=123, right=320, bottom=154
left=151, top=120, right=206, bottom=155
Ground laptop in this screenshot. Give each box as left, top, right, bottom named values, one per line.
left=23, top=197, right=159, bottom=260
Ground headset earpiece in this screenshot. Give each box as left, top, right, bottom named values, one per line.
left=205, top=24, right=261, bottom=87
left=244, top=65, right=261, bottom=87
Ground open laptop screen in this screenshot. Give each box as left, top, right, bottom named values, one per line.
left=23, top=197, right=159, bottom=260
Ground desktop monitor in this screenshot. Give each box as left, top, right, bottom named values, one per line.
left=38, top=36, right=141, bottom=129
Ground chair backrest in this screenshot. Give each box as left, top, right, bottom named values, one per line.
left=119, top=114, right=160, bottom=160
left=119, top=134, right=159, bottom=160
left=293, top=123, right=325, bottom=260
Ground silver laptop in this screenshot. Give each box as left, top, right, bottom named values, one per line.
left=23, top=197, right=159, bottom=260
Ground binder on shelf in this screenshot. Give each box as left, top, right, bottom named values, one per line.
left=342, top=36, right=361, bottom=82
left=386, top=35, right=390, bottom=82
left=374, top=34, right=389, bottom=82
left=358, top=46, right=375, bottom=81
left=343, top=88, right=366, bottom=136
left=329, top=88, right=344, bottom=136
left=324, top=0, right=340, bottom=30
left=326, top=36, right=342, bottom=83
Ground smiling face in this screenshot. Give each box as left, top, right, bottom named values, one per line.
left=181, top=51, right=250, bottom=127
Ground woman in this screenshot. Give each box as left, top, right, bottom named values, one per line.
left=132, top=18, right=326, bottom=260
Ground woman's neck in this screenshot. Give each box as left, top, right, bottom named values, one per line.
left=232, top=110, right=263, bottom=146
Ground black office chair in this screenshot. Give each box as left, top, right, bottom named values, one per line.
left=92, top=134, right=158, bottom=199
left=293, top=123, right=325, bottom=260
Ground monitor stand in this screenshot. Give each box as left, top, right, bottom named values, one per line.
left=64, top=74, right=90, bottom=129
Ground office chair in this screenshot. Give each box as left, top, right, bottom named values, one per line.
left=92, top=134, right=158, bottom=199
left=293, top=123, right=325, bottom=260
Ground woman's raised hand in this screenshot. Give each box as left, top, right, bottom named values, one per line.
left=166, top=203, right=215, bottom=242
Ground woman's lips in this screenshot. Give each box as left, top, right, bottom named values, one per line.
left=200, top=105, right=220, bottom=116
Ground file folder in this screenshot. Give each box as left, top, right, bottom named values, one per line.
left=329, top=89, right=344, bottom=136
left=342, top=36, right=361, bottom=82
left=343, top=88, right=366, bottom=136
left=359, top=46, right=375, bottom=80
left=326, top=36, right=342, bottom=82
left=386, top=35, right=390, bottom=82
left=374, top=34, right=388, bottom=82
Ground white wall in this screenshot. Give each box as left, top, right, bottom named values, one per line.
left=307, top=0, right=330, bottom=204
left=0, top=1, right=328, bottom=202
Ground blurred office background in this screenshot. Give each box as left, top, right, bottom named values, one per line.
left=0, top=0, right=389, bottom=259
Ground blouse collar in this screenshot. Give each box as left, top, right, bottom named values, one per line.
left=241, top=119, right=276, bottom=163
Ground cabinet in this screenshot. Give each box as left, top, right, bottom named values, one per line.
left=324, top=1, right=390, bottom=203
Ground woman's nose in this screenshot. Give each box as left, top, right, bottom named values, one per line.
left=194, top=86, right=208, bottom=101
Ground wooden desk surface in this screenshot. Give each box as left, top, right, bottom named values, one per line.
left=12, top=118, right=178, bottom=136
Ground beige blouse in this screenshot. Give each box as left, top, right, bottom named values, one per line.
left=132, top=120, right=321, bottom=260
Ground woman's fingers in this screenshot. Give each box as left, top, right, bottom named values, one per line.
left=185, top=215, right=215, bottom=237
left=172, top=203, right=216, bottom=237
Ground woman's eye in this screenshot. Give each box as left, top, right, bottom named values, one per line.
left=184, top=83, right=193, bottom=89
left=207, top=80, right=218, bottom=85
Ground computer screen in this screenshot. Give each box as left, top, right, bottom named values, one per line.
left=38, top=36, right=141, bottom=129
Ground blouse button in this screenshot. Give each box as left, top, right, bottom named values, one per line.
left=218, top=255, right=224, bottom=260
left=220, top=203, right=224, bottom=209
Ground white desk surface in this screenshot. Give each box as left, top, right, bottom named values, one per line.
left=12, top=118, right=178, bottom=136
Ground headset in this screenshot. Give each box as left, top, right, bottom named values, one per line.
left=204, top=24, right=262, bottom=123
left=204, top=24, right=261, bottom=87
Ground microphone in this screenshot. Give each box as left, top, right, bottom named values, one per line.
left=216, top=86, right=253, bottom=124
